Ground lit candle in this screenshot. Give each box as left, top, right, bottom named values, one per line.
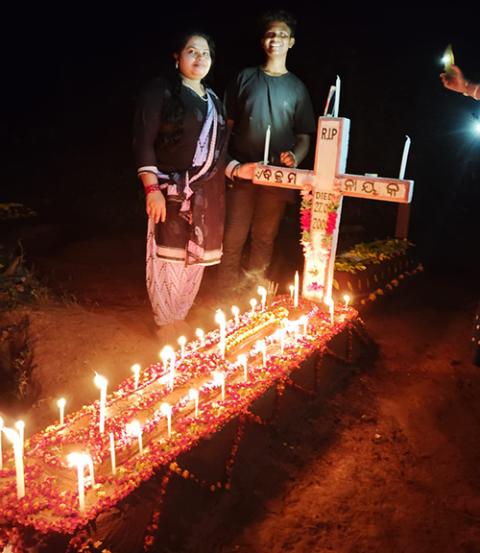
left=178, top=335, right=187, bottom=359
left=333, top=75, right=341, bottom=118
left=280, top=328, right=286, bottom=354
left=131, top=364, right=141, bottom=390
left=2, top=427, right=24, bottom=499
left=126, top=420, right=143, bottom=455
left=257, top=286, right=267, bottom=311
left=0, top=416, right=3, bottom=470
left=263, top=124, right=271, bottom=165
left=399, top=135, right=411, bottom=180
left=160, top=346, right=175, bottom=391
left=299, top=315, right=308, bottom=335
left=256, top=340, right=267, bottom=368
left=238, top=354, right=248, bottom=381
left=160, top=403, right=172, bottom=437
left=231, top=305, right=240, bottom=327
left=293, top=323, right=299, bottom=343
left=343, top=294, right=351, bottom=308
left=57, top=398, right=66, bottom=425
left=109, top=432, right=116, bottom=475
left=195, top=328, right=205, bottom=347
left=249, top=298, right=257, bottom=315
left=324, top=297, right=334, bottom=325
left=213, top=371, right=225, bottom=401
left=289, top=284, right=294, bottom=300
left=189, top=388, right=199, bottom=417
left=294, top=271, right=299, bottom=308
left=215, top=309, right=226, bottom=359
left=15, top=420, right=25, bottom=457
left=67, top=452, right=89, bottom=512
left=94, top=373, right=108, bottom=434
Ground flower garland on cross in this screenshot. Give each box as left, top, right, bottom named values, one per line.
left=300, top=189, right=340, bottom=294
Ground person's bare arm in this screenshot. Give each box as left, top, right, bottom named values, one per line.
left=280, top=134, right=310, bottom=167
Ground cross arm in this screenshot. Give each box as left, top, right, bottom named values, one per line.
left=252, top=163, right=313, bottom=190
left=337, top=174, right=414, bottom=204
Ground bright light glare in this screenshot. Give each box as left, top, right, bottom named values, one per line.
left=474, top=121, right=480, bottom=135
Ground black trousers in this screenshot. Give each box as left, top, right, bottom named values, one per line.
left=217, top=180, right=287, bottom=285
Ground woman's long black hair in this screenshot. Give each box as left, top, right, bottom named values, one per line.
left=159, top=31, right=215, bottom=147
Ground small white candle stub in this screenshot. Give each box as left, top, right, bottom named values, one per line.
left=195, top=328, right=205, bottom=347
left=131, top=364, right=141, bottom=390
left=57, top=398, right=66, bottom=426
left=231, top=305, right=240, bottom=327
left=324, top=297, right=334, bottom=325
left=189, top=388, right=199, bottom=417
left=213, top=371, right=226, bottom=401
left=257, top=286, right=267, bottom=311
left=126, top=420, right=143, bottom=455
left=178, top=336, right=187, bottom=359
left=238, top=354, right=248, bottom=382
left=160, top=403, right=172, bottom=436
left=256, top=340, right=267, bottom=368
left=160, top=346, right=176, bottom=390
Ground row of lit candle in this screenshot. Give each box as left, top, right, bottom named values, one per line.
left=1, top=286, right=354, bottom=511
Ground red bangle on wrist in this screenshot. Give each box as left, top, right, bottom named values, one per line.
left=144, top=184, right=161, bottom=195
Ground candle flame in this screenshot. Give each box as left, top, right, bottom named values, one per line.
left=2, top=427, right=19, bottom=446
left=15, top=420, right=25, bottom=432
left=214, top=309, right=226, bottom=324
left=57, top=398, right=66, bottom=409
left=67, top=452, right=90, bottom=468
left=160, top=402, right=172, bottom=416
left=160, top=345, right=175, bottom=365
left=126, top=420, right=142, bottom=437
left=212, top=371, right=225, bottom=385
left=94, top=373, right=108, bottom=389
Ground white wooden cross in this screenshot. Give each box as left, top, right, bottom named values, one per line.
left=252, top=116, right=414, bottom=303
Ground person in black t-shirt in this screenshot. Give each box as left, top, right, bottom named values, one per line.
left=218, top=10, right=316, bottom=297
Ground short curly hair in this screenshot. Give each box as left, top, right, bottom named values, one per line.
left=258, top=9, right=297, bottom=37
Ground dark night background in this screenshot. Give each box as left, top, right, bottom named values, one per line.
left=1, top=3, right=479, bottom=272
